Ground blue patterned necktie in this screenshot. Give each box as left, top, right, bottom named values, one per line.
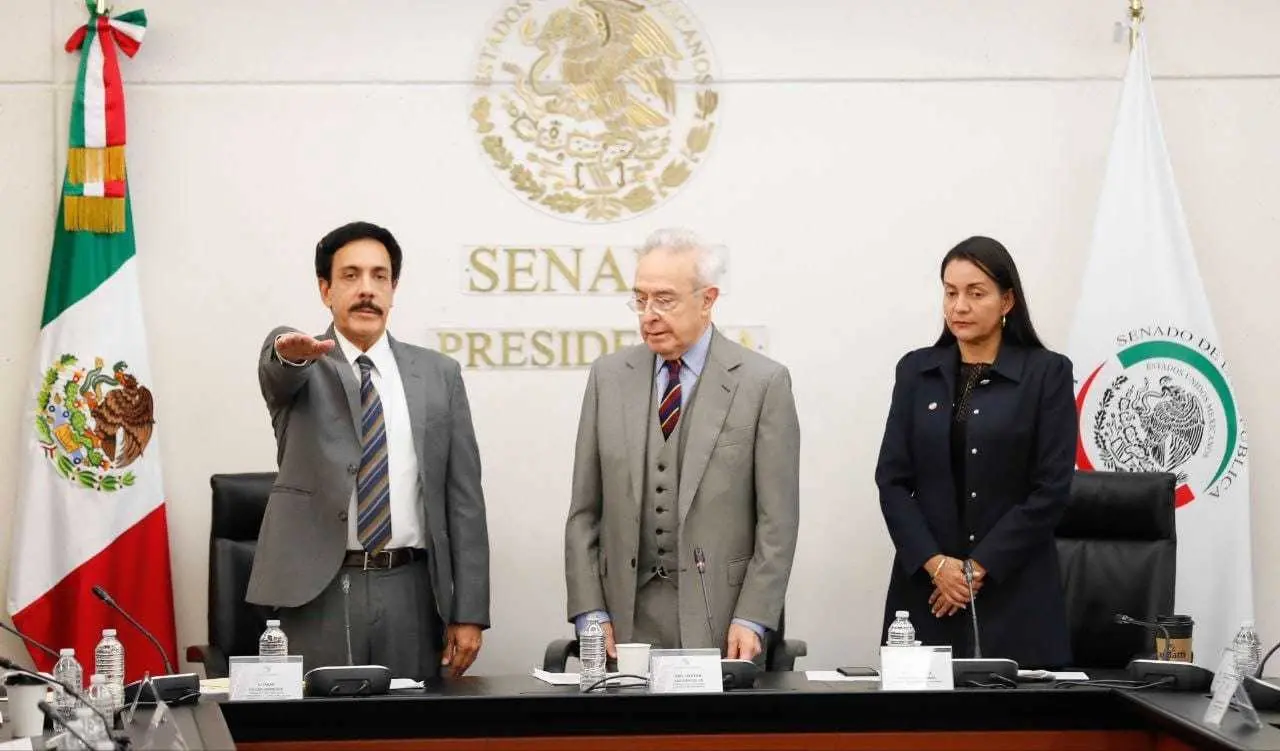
left=355, top=355, right=392, bottom=552
left=658, top=359, right=682, bottom=440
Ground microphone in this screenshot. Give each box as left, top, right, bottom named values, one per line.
left=1114, top=613, right=1172, bottom=660
left=91, top=585, right=199, bottom=706
left=693, top=547, right=716, bottom=644
left=949, top=561, right=1017, bottom=685
left=91, top=586, right=174, bottom=675
left=300, top=569, right=391, bottom=697
left=962, top=560, right=982, bottom=659
left=0, top=620, right=59, bottom=661
left=341, top=573, right=354, bottom=666
left=0, top=657, right=119, bottom=745
left=39, top=700, right=100, bottom=750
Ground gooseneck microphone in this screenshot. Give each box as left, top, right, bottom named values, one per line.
left=91, top=585, right=175, bottom=675
left=0, top=656, right=118, bottom=744
left=693, top=547, right=716, bottom=643
left=341, top=573, right=354, bottom=666
left=1114, top=613, right=1173, bottom=661
left=962, top=560, right=982, bottom=659
left=39, top=701, right=101, bottom=751
left=92, top=584, right=200, bottom=706
left=0, top=619, right=59, bottom=660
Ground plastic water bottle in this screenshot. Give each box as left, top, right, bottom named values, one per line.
left=259, top=619, right=289, bottom=657
left=74, top=705, right=110, bottom=750
left=887, top=610, right=916, bottom=646
left=86, top=674, right=114, bottom=726
left=578, top=614, right=607, bottom=692
left=93, top=629, right=125, bottom=714
left=52, top=648, right=84, bottom=720
left=1233, top=620, right=1263, bottom=679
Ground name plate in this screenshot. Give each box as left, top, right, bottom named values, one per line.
left=229, top=656, right=304, bottom=701
left=880, top=645, right=954, bottom=691
left=1204, top=650, right=1261, bottom=728
left=647, top=648, right=723, bottom=694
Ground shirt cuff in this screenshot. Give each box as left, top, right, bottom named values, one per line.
left=732, top=618, right=767, bottom=642
left=574, top=610, right=611, bottom=633
left=273, top=334, right=311, bottom=367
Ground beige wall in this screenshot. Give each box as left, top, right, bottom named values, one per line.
left=2, top=0, right=1278, bottom=674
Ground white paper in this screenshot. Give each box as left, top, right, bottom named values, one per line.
left=880, top=645, right=954, bottom=691
left=805, top=670, right=880, bottom=683
left=229, top=655, right=305, bottom=701
left=1048, top=671, right=1090, bottom=681
left=0, top=739, right=35, bottom=751
left=530, top=669, right=645, bottom=687
left=389, top=678, right=424, bottom=690
left=648, top=648, right=723, bottom=694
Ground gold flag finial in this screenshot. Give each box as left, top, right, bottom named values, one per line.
left=1128, top=0, right=1144, bottom=49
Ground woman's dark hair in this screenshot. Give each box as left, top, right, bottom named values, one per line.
left=315, top=221, right=403, bottom=283
left=934, top=235, right=1043, bottom=349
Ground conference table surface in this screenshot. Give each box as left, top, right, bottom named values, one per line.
left=214, top=671, right=1280, bottom=751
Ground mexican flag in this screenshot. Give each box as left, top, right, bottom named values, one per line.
left=1068, top=31, right=1252, bottom=665
left=5, top=2, right=176, bottom=681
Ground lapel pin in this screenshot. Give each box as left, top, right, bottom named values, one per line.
left=928, top=402, right=938, bottom=411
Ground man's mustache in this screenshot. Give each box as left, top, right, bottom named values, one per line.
left=350, top=302, right=383, bottom=315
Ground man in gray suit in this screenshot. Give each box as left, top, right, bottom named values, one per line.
left=565, top=228, right=800, bottom=662
left=247, top=221, right=489, bottom=680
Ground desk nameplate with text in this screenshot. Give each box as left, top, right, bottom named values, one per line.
left=648, top=648, right=723, bottom=694
left=880, top=645, right=954, bottom=691
left=229, top=656, right=304, bottom=702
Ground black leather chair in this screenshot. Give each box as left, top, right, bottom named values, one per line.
left=186, top=472, right=276, bottom=678
left=542, top=609, right=807, bottom=672
left=1055, top=470, right=1177, bottom=668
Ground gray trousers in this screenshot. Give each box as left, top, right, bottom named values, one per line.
left=277, top=557, right=442, bottom=680
left=632, top=577, right=680, bottom=649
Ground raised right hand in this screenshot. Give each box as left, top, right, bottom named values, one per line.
left=274, top=331, right=335, bottom=363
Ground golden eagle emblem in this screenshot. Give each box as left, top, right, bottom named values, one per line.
left=472, top=0, right=719, bottom=222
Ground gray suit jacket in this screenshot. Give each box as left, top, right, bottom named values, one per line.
left=246, top=326, right=490, bottom=628
left=565, top=328, right=800, bottom=648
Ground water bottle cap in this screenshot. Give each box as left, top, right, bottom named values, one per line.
left=895, top=610, right=910, bottom=618
left=102, top=628, right=116, bottom=637
left=60, top=647, right=75, bottom=656
left=266, top=619, right=281, bottom=627
left=1242, top=620, right=1255, bottom=628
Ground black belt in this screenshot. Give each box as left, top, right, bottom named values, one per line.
left=342, top=548, right=425, bottom=570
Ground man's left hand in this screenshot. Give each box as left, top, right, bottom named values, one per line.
left=725, top=623, right=763, bottom=661
left=442, top=623, right=483, bottom=678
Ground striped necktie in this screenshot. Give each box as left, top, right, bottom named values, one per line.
left=355, top=355, right=392, bottom=553
left=658, top=359, right=682, bottom=440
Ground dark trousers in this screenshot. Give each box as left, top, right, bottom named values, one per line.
left=278, top=556, right=442, bottom=680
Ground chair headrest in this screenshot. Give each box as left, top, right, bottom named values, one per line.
left=210, top=472, right=276, bottom=541
left=1057, top=471, right=1176, bottom=542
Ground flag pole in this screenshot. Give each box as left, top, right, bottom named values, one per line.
left=1128, top=0, right=1144, bottom=50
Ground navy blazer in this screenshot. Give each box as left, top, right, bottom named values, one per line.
left=875, top=342, right=1075, bottom=667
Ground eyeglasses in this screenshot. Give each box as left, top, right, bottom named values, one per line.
left=626, top=288, right=705, bottom=316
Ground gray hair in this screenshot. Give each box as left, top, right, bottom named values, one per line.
left=636, top=228, right=726, bottom=288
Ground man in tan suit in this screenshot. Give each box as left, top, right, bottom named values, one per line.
left=565, top=228, right=800, bottom=661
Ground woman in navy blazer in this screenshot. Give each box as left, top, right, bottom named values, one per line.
left=876, top=236, right=1075, bottom=668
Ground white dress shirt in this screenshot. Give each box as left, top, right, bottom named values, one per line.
left=332, top=330, right=425, bottom=551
